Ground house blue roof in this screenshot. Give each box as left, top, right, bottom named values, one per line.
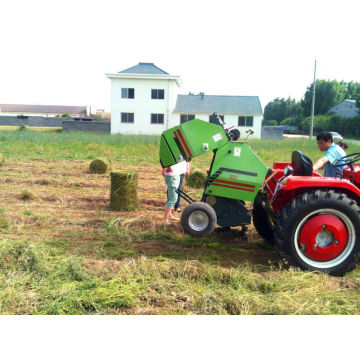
left=174, top=95, right=263, bottom=115
left=119, top=62, right=169, bottom=75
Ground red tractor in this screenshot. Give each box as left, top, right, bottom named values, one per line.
left=253, top=150, right=360, bottom=276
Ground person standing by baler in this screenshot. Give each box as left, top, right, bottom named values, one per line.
left=162, top=161, right=190, bottom=223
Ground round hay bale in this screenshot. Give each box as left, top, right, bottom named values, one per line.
left=89, top=158, right=109, bottom=174
left=110, top=171, right=138, bottom=211
left=0, top=154, right=4, bottom=166
left=186, top=170, right=207, bottom=189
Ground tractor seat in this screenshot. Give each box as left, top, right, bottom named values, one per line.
left=292, top=150, right=313, bottom=176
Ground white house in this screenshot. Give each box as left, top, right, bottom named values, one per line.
left=106, top=63, right=263, bottom=138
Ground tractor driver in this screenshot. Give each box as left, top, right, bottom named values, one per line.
left=313, top=132, right=346, bottom=177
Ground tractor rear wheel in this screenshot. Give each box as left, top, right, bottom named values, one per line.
left=181, top=202, right=217, bottom=237
left=252, top=192, right=274, bottom=245
left=274, top=190, right=360, bottom=276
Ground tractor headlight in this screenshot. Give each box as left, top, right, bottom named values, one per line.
left=284, top=165, right=294, bottom=177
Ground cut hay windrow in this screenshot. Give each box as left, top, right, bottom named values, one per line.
left=110, top=171, right=138, bottom=211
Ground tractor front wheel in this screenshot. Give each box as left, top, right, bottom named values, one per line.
left=181, top=202, right=217, bottom=237
left=274, top=190, right=360, bottom=276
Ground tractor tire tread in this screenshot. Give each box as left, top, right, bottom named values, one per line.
left=252, top=193, right=274, bottom=245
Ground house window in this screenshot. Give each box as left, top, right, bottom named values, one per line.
left=180, top=114, right=195, bottom=124
left=238, top=116, right=253, bottom=127
left=121, top=88, right=135, bottom=99
left=151, top=113, right=164, bottom=124
left=209, top=115, right=224, bottom=122
left=151, top=89, right=164, bottom=99
left=121, top=113, right=134, bottom=123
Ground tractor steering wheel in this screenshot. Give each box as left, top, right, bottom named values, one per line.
left=333, top=152, right=360, bottom=170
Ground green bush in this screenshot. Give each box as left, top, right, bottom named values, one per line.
left=263, top=120, right=278, bottom=126
left=280, top=116, right=301, bottom=127
left=18, top=125, right=28, bottom=131
left=299, top=114, right=360, bottom=137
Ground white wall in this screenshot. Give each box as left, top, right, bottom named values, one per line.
left=170, top=113, right=263, bottom=139
left=110, top=78, right=178, bottom=135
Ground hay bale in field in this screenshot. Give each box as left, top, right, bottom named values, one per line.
left=0, top=154, right=4, bottom=166
left=89, top=158, right=109, bottom=174
left=110, top=171, right=138, bottom=211
left=186, top=169, right=207, bottom=189
left=20, top=189, right=35, bottom=201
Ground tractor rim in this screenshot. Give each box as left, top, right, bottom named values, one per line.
left=294, top=208, right=355, bottom=268
left=188, top=211, right=209, bottom=232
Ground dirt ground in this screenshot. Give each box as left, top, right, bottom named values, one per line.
left=0, top=158, right=278, bottom=267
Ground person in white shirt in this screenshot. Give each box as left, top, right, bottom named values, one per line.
left=170, top=161, right=190, bottom=213
left=162, top=161, right=190, bottom=223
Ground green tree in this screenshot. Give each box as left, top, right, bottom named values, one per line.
left=356, top=94, right=360, bottom=111
left=345, top=81, right=360, bottom=100
left=301, top=80, right=347, bottom=116
left=263, top=97, right=302, bottom=123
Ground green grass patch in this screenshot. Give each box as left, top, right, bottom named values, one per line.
left=0, top=131, right=160, bottom=164
left=0, top=238, right=358, bottom=314
left=98, top=240, right=135, bottom=260
left=0, top=207, right=9, bottom=230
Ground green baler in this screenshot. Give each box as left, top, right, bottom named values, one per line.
left=160, top=116, right=268, bottom=236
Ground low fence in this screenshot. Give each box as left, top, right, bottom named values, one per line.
left=0, top=116, right=62, bottom=127
left=62, top=120, right=110, bottom=133
left=0, top=116, right=110, bottom=133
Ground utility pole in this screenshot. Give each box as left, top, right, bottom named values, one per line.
left=310, top=60, right=317, bottom=140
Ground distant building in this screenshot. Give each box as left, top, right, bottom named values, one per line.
left=106, top=62, right=263, bottom=138
left=0, top=104, right=87, bottom=117
left=174, top=94, right=263, bottom=138
left=328, top=99, right=359, bottom=118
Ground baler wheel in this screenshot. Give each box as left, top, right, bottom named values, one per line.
left=181, top=202, right=217, bottom=237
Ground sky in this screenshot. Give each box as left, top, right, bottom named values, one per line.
left=0, top=0, right=359, bottom=112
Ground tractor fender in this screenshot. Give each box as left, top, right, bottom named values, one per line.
left=281, top=176, right=360, bottom=204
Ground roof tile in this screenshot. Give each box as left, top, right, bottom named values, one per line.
left=119, top=62, right=169, bottom=75
left=174, top=95, right=262, bottom=115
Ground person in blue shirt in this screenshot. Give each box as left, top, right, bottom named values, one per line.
left=313, top=132, right=347, bottom=177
